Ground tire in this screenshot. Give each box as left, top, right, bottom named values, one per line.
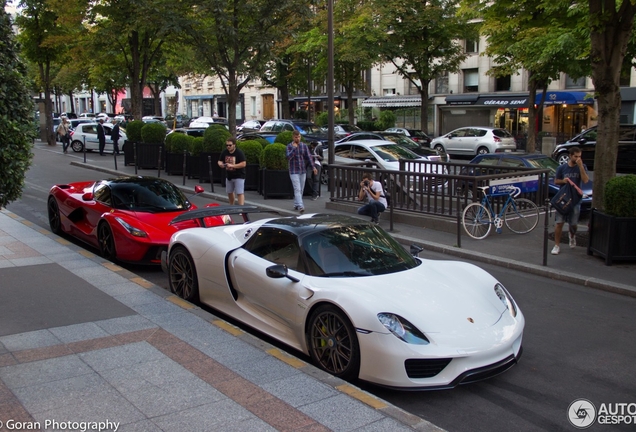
left=477, top=146, right=489, bottom=155
left=168, top=246, right=199, bottom=303
left=97, top=222, right=117, bottom=261
left=505, top=198, right=539, bottom=234
left=556, top=152, right=569, bottom=165
left=307, top=304, right=360, bottom=380
left=462, top=202, right=492, bottom=239
left=71, top=140, right=84, bottom=152
left=47, top=196, right=62, bottom=235
left=320, top=167, right=329, bottom=185
left=434, top=144, right=445, bottom=153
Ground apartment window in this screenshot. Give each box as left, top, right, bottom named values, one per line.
left=495, top=75, right=511, bottom=92
left=465, top=38, right=479, bottom=54
left=407, top=75, right=421, bottom=95
left=435, top=73, right=449, bottom=94
left=251, top=96, right=256, bottom=117
left=383, top=88, right=396, bottom=96
left=207, top=81, right=214, bottom=88
left=565, top=75, right=586, bottom=89
left=184, top=83, right=191, bottom=89
left=464, top=69, right=479, bottom=92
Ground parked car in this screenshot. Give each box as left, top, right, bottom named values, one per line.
left=79, top=113, right=96, bottom=119
left=237, top=119, right=266, bottom=133
left=162, top=210, right=524, bottom=389
left=142, top=115, right=167, bottom=126
left=551, top=124, right=636, bottom=173
left=259, top=119, right=328, bottom=145
left=460, top=152, right=593, bottom=212
left=430, top=127, right=516, bottom=156
left=321, top=124, right=362, bottom=139
left=237, top=132, right=278, bottom=143
left=189, top=116, right=228, bottom=128
left=69, top=122, right=127, bottom=153
left=69, top=118, right=94, bottom=130
left=47, top=177, right=230, bottom=264
left=384, top=128, right=432, bottom=147
left=335, top=132, right=449, bottom=162
left=166, top=127, right=207, bottom=138
left=165, top=114, right=191, bottom=128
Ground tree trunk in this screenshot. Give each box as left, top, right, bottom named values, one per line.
left=526, top=76, right=539, bottom=153
left=347, top=83, right=354, bottom=125
left=419, top=84, right=430, bottom=135
left=279, top=84, right=291, bottom=119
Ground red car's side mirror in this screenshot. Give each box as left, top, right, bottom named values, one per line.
left=194, top=185, right=204, bottom=194
left=82, top=192, right=94, bottom=201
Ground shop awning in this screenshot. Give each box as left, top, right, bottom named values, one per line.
left=445, top=94, right=479, bottom=105
left=620, top=87, right=636, bottom=102
left=361, top=95, right=421, bottom=107
left=535, top=91, right=594, bottom=105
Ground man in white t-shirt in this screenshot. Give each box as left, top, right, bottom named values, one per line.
left=357, top=173, right=387, bottom=224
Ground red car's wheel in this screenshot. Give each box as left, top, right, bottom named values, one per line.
left=307, top=304, right=360, bottom=380
left=98, top=222, right=117, bottom=261
left=47, top=196, right=62, bottom=235
left=168, top=246, right=199, bottom=303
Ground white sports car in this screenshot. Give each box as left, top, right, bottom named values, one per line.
left=162, top=207, right=524, bottom=389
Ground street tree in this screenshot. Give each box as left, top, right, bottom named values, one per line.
left=373, top=0, right=473, bottom=134
left=1, top=1, right=35, bottom=208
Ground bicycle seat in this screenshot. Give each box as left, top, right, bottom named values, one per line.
left=478, top=186, right=490, bottom=192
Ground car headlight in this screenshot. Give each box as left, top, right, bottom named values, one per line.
left=377, top=313, right=429, bottom=345
left=494, top=283, right=517, bottom=317
left=115, top=217, right=148, bottom=238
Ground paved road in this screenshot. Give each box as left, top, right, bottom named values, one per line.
left=9, top=143, right=635, bottom=432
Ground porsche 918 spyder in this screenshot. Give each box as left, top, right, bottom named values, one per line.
left=162, top=208, right=524, bottom=389
left=47, top=176, right=229, bottom=264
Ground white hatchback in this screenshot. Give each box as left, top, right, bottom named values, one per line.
left=430, top=127, right=516, bottom=156
left=70, top=122, right=127, bottom=153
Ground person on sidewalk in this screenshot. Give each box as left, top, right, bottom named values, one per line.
left=306, top=141, right=323, bottom=200
left=287, top=131, right=317, bottom=214
left=357, top=173, right=387, bottom=224
left=97, top=118, right=106, bottom=155
left=218, top=138, right=246, bottom=205
left=552, top=146, right=589, bottom=255
left=56, top=116, right=71, bottom=154
left=111, top=119, right=121, bottom=155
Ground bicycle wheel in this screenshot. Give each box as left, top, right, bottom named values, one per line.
left=462, top=202, right=492, bottom=239
left=505, top=198, right=539, bottom=234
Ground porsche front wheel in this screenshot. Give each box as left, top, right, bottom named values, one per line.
left=97, top=222, right=117, bottom=261
left=168, top=246, right=199, bottom=303
left=307, top=305, right=360, bottom=380
left=47, top=196, right=62, bottom=235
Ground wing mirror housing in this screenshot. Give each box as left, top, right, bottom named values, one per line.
left=82, top=192, right=94, bottom=201
left=410, top=244, right=424, bottom=257
left=266, top=264, right=299, bottom=282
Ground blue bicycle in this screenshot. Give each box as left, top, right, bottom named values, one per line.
left=462, top=186, right=540, bottom=239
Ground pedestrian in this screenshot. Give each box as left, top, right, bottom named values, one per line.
left=218, top=138, right=246, bottom=205
left=111, top=119, right=121, bottom=155
left=56, top=116, right=71, bottom=154
left=286, top=130, right=317, bottom=214
left=97, top=118, right=106, bottom=155
left=551, top=146, right=589, bottom=255
left=357, top=173, right=387, bottom=224
left=306, top=141, right=323, bottom=200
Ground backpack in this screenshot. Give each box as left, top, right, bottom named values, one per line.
left=550, top=181, right=583, bottom=215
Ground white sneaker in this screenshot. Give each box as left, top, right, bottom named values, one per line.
left=551, top=245, right=560, bottom=255
left=569, top=233, right=576, bottom=248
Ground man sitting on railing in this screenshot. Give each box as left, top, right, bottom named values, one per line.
left=357, top=172, right=387, bottom=224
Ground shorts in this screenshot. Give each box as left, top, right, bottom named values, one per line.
left=555, top=203, right=581, bottom=226
left=226, top=178, right=245, bottom=195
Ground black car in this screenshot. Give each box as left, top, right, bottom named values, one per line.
left=166, top=127, right=207, bottom=138
left=551, top=124, right=636, bottom=173
left=238, top=120, right=266, bottom=133
left=165, top=114, right=191, bottom=128
left=259, top=119, right=328, bottom=145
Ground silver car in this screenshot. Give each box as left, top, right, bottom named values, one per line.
left=70, top=122, right=127, bottom=153
left=430, top=127, right=516, bottom=156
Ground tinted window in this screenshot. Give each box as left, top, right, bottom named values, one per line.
left=525, top=157, right=559, bottom=175
left=93, top=183, right=112, bottom=206
left=110, top=179, right=192, bottom=212
left=295, top=123, right=322, bottom=134
left=475, top=157, right=500, bottom=166
left=243, top=228, right=301, bottom=271
left=492, top=129, right=512, bottom=138
left=373, top=144, right=419, bottom=161
left=334, top=145, right=352, bottom=158
left=351, top=145, right=374, bottom=161
left=619, top=126, right=636, bottom=141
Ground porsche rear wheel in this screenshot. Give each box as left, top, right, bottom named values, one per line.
left=168, top=246, right=199, bottom=303
left=97, top=222, right=117, bottom=261
left=307, top=305, right=360, bottom=380
left=47, top=196, right=62, bottom=235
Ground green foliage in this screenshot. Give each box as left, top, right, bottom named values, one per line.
left=141, top=122, right=167, bottom=143
left=316, top=112, right=328, bottom=126
left=166, top=133, right=192, bottom=154
left=236, top=140, right=263, bottom=165
left=191, top=137, right=204, bottom=156
left=357, top=121, right=376, bottom=131
left=256, top=138, right=270, bottom=149
left=202, top=126, right=231, bottom=153
left=125, top=120, right=144, bottom=142
left=261, top=143, right=288, bottom=170
left=294, top=110, right=308, bottom=120
left=0, top=9, right=35, bottom=208
left=275, top=131, right=294, bottom=145
left=604, top=175, right=636, bottom=217
left=375, top=110, right=396, bottom=130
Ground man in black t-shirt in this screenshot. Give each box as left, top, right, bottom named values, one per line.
left=218, top=138, right=247, bottom=205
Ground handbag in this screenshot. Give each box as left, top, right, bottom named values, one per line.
left=550, top=179, right=583, bottom=215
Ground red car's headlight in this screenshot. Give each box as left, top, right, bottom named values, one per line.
left=115, top=217, right=148, bottom=238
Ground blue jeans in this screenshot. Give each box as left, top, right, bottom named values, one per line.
left=358, top=201, right=385, bottom=220
left=290, top=173, right=306, bottom=209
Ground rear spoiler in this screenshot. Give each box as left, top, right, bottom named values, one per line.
left=169, top=205, right=274, bottom=226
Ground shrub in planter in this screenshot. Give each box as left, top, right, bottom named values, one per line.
left=256, top=138, right=270, bottom=149
left=261, top=143, right=288, bottom=170
left=275, top=131, right=293, bottom=145
left=164, top=131, right=177, bottom=151
left=188, top=137, right=204, bottom=178
left=125, top=120, right=144, bottom=142
left=167, top=133, right=192, bottom=154
left=261, top=143, right=292, bottom=198
left=202, top=125, right=231, bottom=153
left=141, top=122, right=167, bottom=143
left=191, top=137, right=204, bottom=156
left=604, top=174, right=636, bottom=217
left=237, top=140, right=263, bottom=191
left=357, top=121, right=376, bottom=131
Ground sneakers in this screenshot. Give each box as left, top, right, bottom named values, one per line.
left=371, top=217, right=379, bottom=224
left=298, top=207, right=305, bottom=214
left=569, top=233, right=576, bottom=248
left=551, top=245, right=560, bottom=255
left=311, top=196, right=318, bottom=201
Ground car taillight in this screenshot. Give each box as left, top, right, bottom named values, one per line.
left=70, top=131, right=75, bottom=137
left=493, top=136, right=501, bottom=142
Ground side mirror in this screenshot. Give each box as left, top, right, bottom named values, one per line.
left=82, top=192, right=94, bottom=201
left=194, top=185, right=204, bottom=194
left=266, top=264, right=299, bottom=282
left=410, top=244, right=424, bottom=257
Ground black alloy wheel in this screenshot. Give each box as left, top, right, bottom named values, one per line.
left=168, top=246, right=199, bottom=303
left=47, top=196, right=62, bottom=234
left=307, top=304, right=360, bottom=380
left=97, top=222, right=117, bottom=261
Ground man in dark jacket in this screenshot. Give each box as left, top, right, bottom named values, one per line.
left=111, top=120, right=121, bottom=154
left=97, top=118, right=106, bottom=155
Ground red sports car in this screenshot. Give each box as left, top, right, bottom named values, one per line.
left=47, top=176, right=229, bottom=264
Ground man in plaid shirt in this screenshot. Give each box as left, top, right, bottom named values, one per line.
left=287, top=131, right=317, bottom=213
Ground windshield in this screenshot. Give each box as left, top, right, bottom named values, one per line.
left=372, top=144, right=419, bottom=162
left=526, top=157, right=559, bottom=175
left=302, top=225, right=419, bottom=277
left=111, top=179, right=192, bottom=212
left=296, top=123, right=323, bottom=134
